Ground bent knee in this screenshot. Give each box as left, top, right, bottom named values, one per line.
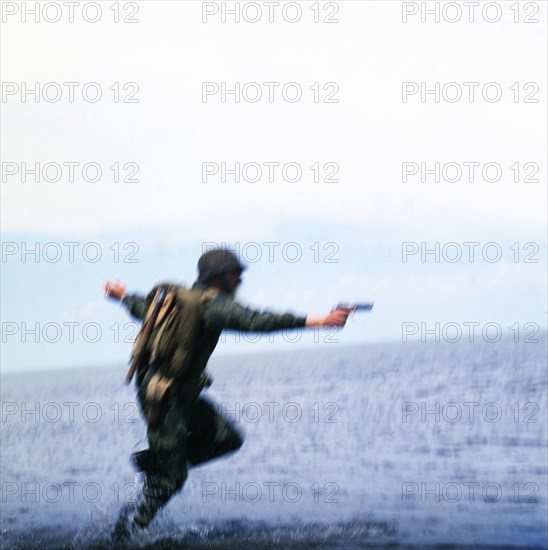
left=221, top=428, right=244, bottom=454
left=231, top=431, right=244, bottom=451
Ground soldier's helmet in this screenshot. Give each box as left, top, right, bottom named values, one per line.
left=197, top=249, right=246, bottom=281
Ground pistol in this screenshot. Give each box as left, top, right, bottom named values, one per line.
left=334, top=303, right=374, bottom=312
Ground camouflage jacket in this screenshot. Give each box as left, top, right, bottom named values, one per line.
left=122, top=280, right=307, bottom=397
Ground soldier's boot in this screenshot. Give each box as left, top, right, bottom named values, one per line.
left=112, top=502, right=143, bottom=544
left=132, top=467, right=187, bottom=528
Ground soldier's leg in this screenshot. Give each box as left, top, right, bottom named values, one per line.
left=113, top=448, right=187, bottom=542
left=132, top=373, right=194, bottom=527
left=133, top=450, right=187, bottom=527
left=187, top=397, right=244, bottom=467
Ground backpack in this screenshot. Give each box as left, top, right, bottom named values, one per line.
left=128, top=283, right=218, bottom=383
left=126, top=283, right=218, bottom=425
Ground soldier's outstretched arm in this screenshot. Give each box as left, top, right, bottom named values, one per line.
left=103, top=279, right=147, bottom=321
left=203, top=297, right=350, bottom=332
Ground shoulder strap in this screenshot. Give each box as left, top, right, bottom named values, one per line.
left=125, top=286, right=167, bottom=384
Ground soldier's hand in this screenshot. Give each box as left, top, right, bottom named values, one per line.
left=104, top=279, right=127, bottom=301
left=305, top=307, right=352, bottom=328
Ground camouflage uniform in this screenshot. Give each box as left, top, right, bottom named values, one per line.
left=120, top=280, right=307, bottom=527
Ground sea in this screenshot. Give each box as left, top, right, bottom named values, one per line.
left=1, top=336, right=547, bottom=549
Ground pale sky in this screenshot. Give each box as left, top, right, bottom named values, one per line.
left=1, top=1, right=546, bottom=372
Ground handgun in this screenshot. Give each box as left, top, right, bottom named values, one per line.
left=334, top=303, right=374, bottom=312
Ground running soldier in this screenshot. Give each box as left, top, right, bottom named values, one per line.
left=104, top=248, right=350, bottom=540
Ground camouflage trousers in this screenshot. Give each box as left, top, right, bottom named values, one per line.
left=130, top=367, right=244, bottom=528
